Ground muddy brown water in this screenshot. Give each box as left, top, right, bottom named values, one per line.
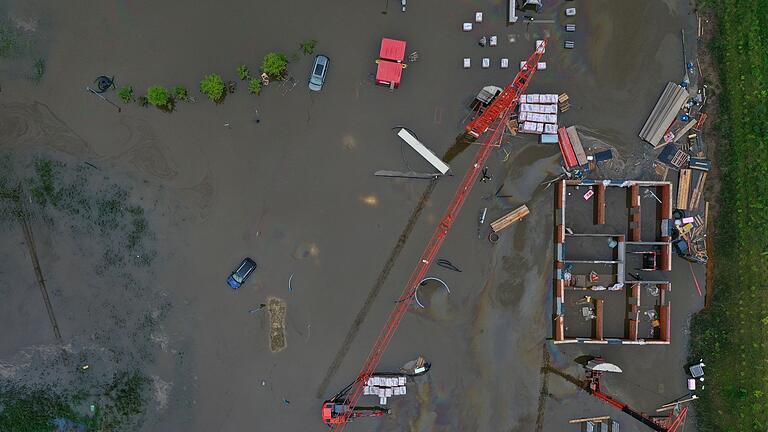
left=0, top=0, right=704, bottom=430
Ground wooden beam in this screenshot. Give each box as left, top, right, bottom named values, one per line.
left=569, top=416, right=611, bottom=424
left=677, top=168, right=692, bottom=209
left=594, top=299, right=604, bottom=340
left=490, top=204, right=530, bottom=233
left=673, top=119, right=698, bottom=143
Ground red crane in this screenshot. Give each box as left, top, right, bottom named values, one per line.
left=585, top=361, right=688, bottom=432
left=322, top=40, right=548, bottom=430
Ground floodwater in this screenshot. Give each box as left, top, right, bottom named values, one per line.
left=0, top=0, right=704, bottom=431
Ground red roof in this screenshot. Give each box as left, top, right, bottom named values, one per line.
left=557, top=127, right=578, bottom=168
left=376, top=60, right=403, bottom=86
left=379, top=38, right=406, bottom=62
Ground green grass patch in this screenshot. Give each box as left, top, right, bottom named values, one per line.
left=689, top=1, right=768, bottom=431
left=0, top=371, right=149, bottom=432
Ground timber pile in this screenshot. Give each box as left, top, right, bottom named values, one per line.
left=490, top=204, right=530, bottom=233
left=566, top=126, right=588, bottom=166
left=639, top=82, right=690, bottom=148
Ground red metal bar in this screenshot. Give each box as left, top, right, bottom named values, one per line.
left=327, top=42, right=547, bottom=431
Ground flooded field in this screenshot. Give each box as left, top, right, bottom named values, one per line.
left=0, top=0, right=704, bottom=431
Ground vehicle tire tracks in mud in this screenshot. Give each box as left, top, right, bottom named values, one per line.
left=315, top=134, right=471, bottom=398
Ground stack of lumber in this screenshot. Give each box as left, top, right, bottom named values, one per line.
left=490, top=204, right=530, bottom=233
left=639, top=82, right=690, bottom=148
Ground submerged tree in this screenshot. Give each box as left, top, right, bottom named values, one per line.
left=261, top=53, right=288, bottom=79
left=199, top=74, right=226, bottom=103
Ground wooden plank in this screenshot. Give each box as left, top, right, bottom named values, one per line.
left=689, top=172, right=707, bottom=210
left=569, top=416, right=611, bottom=424
left=396, top=128, right=450, bottom=174
left=673, top=120, right=698, bottom=143
left=490, top=204, right=530, bottom=233
left=677, top=169, right=692, bottom=209
left=566, top=126, right=588, bottom=166
left=594, top=184, right=605, bottom=225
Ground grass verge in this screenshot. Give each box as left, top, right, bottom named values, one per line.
left=689, top=1, right=768, bottom=430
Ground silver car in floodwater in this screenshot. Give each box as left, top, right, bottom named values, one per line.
left=308, top=55, right=329, bottom=91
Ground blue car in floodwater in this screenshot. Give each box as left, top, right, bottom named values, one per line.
left=227, top=257, right=257, bottom=289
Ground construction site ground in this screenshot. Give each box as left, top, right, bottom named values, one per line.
left=0, top=0, right=706, bottom=431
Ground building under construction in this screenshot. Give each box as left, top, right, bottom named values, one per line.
left=552, top=179, right=674, bottom=345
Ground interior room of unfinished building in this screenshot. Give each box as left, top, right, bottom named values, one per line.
left=552, top=179, right=675, bottom=345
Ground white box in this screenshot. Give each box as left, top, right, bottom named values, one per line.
left=463, top=58, right=471, bottom=69
left=566, top=7, right=576, bottom=16
left=501, top=58, right=509, bottom=68
left=489, top=36, right=497, bottom=46
left=475, top=12, right=483, bottom=22
left=537, top=62, right=547, bottom=70
left=482, top=58, right=490, bottom=68
left=463, top=22, right=473, bottom=31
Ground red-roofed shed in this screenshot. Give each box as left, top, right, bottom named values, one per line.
left=379, top=38, right=406, bottom=62
left=376, top=60, right=404, bottom=88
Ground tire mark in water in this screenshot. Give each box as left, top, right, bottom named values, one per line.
left=315, top=134, right=471, bottom=398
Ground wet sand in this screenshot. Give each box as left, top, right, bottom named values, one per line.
left=0, top=0, right=703, bottom=431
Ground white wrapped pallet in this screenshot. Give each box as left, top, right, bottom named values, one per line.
left=398, top=376, right=406, bottom=385
left=393, top=387, right=401, bottom=396
left=536, top=39, right=546, bottom=53
left=380, top=397, right=387, bottom=405
left=544, top=123, right=558, bottom=134
left=519, top=112, right=528, bottom=121
left=522, top=121, right=537, bottom=132
left=519, top=103, right=529, bottom=112
left=537, top=62, right=547, bottom=70
left=364, top=386, right=371, bottom=395
left=529, top=94, right=541, bottom=103
left=385, top=388, right=393, bottom=397
left=544, top=114, right=558, bottom=123
left=399, top=386, right=407, bottom=395
left=536, top=123, right=544, bottom=133
left=549, top=104, right=559, bottom=113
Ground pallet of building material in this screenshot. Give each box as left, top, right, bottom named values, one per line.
left=689, top=171, right=707, bottom=210
left=639, top=82, right=691, bottom=148
left=677, top=168, right=692, bottom=209
left=490, top=204, right=530, bottom=233
left=558, top=93, right=570, bottom=111
left=566, top=126, right=588, bottom=166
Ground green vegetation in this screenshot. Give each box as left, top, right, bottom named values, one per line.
left=31, top=58, right=45, bottom=82
left=248, top=78, right=262, bottom=95
left=146, top=86, right=172, bottom=111
left=173, top=85, right=189, bottom=102
left=300, top=39, right=317, bottom=55
left=0, top=22, right=22, bottom=58
left=21, top=158, right=155, bottom=271
left=118, top=85, right=134, bottom=103
left=689, top=2, right=768, bottom=431
left=261, top=52, right=288, bottom=79
left=237, top=64, right=251, bottom=80
left=199, top=73, right=226, bottom=103
left=0, top=370, right=148, bottom=432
